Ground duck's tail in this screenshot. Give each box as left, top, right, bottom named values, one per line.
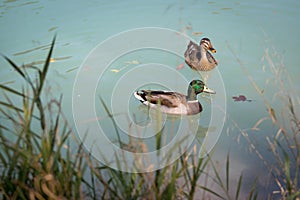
left=134, top=90, right=147, bottom=103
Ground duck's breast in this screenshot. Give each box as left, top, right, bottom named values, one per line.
left=186, top=101, right=202, bottom=115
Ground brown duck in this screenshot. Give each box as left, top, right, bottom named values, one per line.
left=184, top=38, right=218, bottom=71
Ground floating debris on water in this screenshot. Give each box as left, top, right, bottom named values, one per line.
left=14, top=43, right=71, bottom=56
left=191, top=31, right=203, bottom=36
left=13, top=44, right=51, bottom=56
left=111, top=60, right=141, bottom=73
left=111, top=69, right=120, bottom=73
left=48, top=26, right=58, bottom=32
left=232, top=95, right=252, bottom=102
left=176, top=63, right=185, bottom=70
left=66, top=66, right=78, bottom=73
left=221, top=7, right=233, bottom=10
left=32, top=6, right=44, bottom=11
left=124, top=60, right=140, bottom=65
left=19, top=1, right=39, bottom=6
left=1, top=80, right=15, bottom=85
left=50, top=56, right=72, bottom=61
left=62, top=42, right=70, bottom=46
left=185, top=25, right=192, bottom=30
left=21, top=56, right=72, bottom=68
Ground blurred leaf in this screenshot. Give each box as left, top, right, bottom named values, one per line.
left=0, top=85, right=26, bottom=98
left=235, top=173, right=243, bottom=200
left=199, top=186, right=226, bottom=200
left=0, top=101, right=25, bottom=113
left=268, top=107, right=277, bottom=124
left=37, top=34, right=56, bottom=96
left=3, top=55, right=26, bottom=78
left=99, top=96, right=121, bottom=146
left=251, top=117, right=268, bottom=131
left=226, top=153, right=229, bottom=192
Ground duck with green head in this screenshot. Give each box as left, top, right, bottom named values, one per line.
left=134, top=80, right=215, bottom=115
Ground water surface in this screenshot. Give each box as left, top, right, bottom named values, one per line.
left=1, top=0, right=300, bottom=198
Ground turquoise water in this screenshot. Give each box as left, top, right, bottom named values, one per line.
left=1, top=0, right=300, bottom=198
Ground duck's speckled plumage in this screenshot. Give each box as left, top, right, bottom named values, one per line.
left=184, top=38, right=218, bottom=71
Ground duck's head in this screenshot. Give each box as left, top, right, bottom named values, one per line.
left=200, top=38, right=216, bottom=53
left=189, top=80, right=216, bottom=95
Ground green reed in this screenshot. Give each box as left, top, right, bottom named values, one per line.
left=0, top=36, right=89, bottom=199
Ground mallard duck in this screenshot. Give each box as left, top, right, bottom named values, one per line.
left=134, top=80, right=215, bottom=115
left=184, top=38, right=218, bottom=71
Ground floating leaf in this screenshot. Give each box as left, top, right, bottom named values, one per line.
left=176, top=63, right=185, bottom=70
left=221, top=7, right=233, bottom=10
left=1, top=80, right=15, bottom=85
left=48, top=26, right=58, bottom=32
left=13, top=43, right=51, bottom=56
left=111, top=69, right=120, bottom=73
left=124, top=60, right=140, bottom=65
left=51, top=56, right=72, bottom=61
left=185, top=25, right=192, bottom=30
left=66, top=66, right=78, bottom=73
left=192, top=32, right=203, bottom=36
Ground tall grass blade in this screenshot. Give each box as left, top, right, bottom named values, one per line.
left=0, top=101, right=24, bottom=113
left=99, top=96, right=122, bottom=147
left=199, top=186, right=226, bottom=200
left=235, top=173, right=243, bottom=200
left=226, top=153, right=229, bottom=192
left=156, top=129, right=162, bottom=151
left=247, top=178, right=258, bottom=200
left=36, top=97, right=45, bottom=130
left=208, top=154, right=225, bottom=189
left=163, top=162, right=178, bottom=199
left=3, top=56, right=26, bottom=78
left=0, top=85, right=26, bottom=98
left=37, top=34, right=56, bottom=96
left=280, top=144, right=292, bottom=194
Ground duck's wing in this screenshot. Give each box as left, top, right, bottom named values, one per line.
left=136, top=90, right=186, bottom=108
left=206, top=51, right=218, bottom=65
left=184, top=41, right=202, bottom=68
left=184, top=41, right=199, bottom=58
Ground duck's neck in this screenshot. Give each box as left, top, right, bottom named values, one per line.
left=200, top=45, right=207, bottom=54
left=187, top=87, right=198, bottom=101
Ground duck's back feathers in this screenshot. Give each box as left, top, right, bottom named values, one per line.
left=134, top=90, right=185, bottom=108
left=134, top=90, right=202, bottom=115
